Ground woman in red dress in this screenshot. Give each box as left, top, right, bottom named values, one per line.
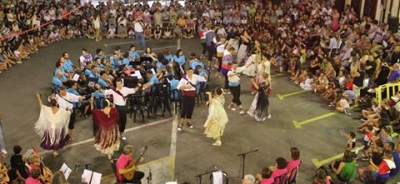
left=90, top=97, right=120, bottom=159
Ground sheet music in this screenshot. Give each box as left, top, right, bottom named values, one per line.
left=23, top=149, right=34, bottom=159
left=82, top=169, right=102, bottom=184
left=150, top=68, right=156, bottom=75
left=60, top=163, right=72, bottom=179
left=72, top=74, right=80, bottom=81
left=131, top=70, right=143, bottom=79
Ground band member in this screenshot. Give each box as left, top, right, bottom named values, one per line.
left=104, top=78, right=141, bottom=140
left=204, top=88, right=228, bottom=146
left=177, top=67, right=207, bottom=132
left=90, top=97, right=120, bottom=159
left=53, top=86, right=85, bottom=140
left=116, top=145, right=145, bottom=184
left=35, top=92, right=70, bottom=157
left=227, top=61, right=253, bottom=114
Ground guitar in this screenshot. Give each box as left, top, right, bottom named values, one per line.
left=123, top=146, right=148, bottom=180
left=0, top=162, right=9, bottom=184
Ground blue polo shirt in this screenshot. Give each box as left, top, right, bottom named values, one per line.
left=169, top=79, right=180, bottom=100
left=97, top=78, right=108, bottom=89
left=63, top=59, right=74, bottom=72
left=190, top=60, right=205, bottom=70
left=129, top=50, right=140, bottom=60
left=110, top=58, right=121, bottom=70
left=173, top=55, right=186, bottom=66
left=54, top=68, right=68, bottom=81
left=52, top=76, right=62, bottom=87
left=149, top=75, right=159, bottom=85
left=164, top=54, right=172, bottom=62
left=85, top=69, right=97, bottom=78
left=91, top=90, right=105, bottom=98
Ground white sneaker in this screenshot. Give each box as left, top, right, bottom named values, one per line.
left=177, top=125, right=183, bottom=132
left=247, top=111, right=254, bottom=117
left=267, top=114, right=271, bottom=119
left=1, top=149, right=7, bottom=155
left=239, top=110, right=246, bottom=115
left=121, top=136, right=127, bottom=140
left=255, top=117, right=262, bottom=121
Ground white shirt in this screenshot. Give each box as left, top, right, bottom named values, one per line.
left=56, top=93, right=81, bottom=111
left=104, top=87, right=137, bottom=106
left=228, top=66, right=246, bottom=83
left=134, top=22, right=143, bottom=33
left=177, top=75, right=207, bottom=91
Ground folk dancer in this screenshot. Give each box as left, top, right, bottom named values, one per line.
left=35, top=92, right=70, bottom=157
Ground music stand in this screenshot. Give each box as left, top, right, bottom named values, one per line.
left=122, top=76, right=138, bottom=88
left=87, top=78, right=98, bottom=89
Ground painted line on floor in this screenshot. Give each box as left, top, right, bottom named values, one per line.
left=276, top=90, right=308, bottom=100
left=311, top=132, right=400, bottom=168
left=104, top=39, right=176, bottom=47
left=38, top=118, right=172, bottom=155
left=271, top=73, right=284, bottom=77
left=293, top=112, right=337, bottom=129
left=293, top=106, right=357, bottom=129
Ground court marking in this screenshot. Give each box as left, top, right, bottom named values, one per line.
left=38, top=118, right=172, bottom=155
left=293, top=106, right=356, bottom=129
left=293, top=112, right=337, bottom=129
left=271, top=73, right=284, bottom=77
left=276, top=90, right=308, bottom=100
left=311, top=133, right=399, bottom=168
left=104, top=39, right=177, bottom=47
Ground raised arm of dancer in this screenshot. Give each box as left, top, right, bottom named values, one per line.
left=36, top=92, right=43, bottom=108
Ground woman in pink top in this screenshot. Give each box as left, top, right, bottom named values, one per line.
left=25, top=168, right=41, bottom=184
left=256, top=167, right=274, bottom=184
left=269, top=157, right=288, bottom=179
left=286, top=147, right=301, bottom=180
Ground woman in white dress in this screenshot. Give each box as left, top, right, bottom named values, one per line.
left=204, top=88, right=229, bottom=146
left=35, top=93, right=70, bottom=157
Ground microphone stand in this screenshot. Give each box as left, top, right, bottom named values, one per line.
left=238, top=149, right=258, bottom=179
left=147, top=169, right=152, bottom=184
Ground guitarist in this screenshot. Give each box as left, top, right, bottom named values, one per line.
left=116, top=145, right=145, bottom=184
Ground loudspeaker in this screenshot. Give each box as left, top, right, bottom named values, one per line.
left=389, top=17, right=399, bottom=33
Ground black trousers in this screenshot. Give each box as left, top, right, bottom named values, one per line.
left=217, top=56, right=222, bottom=71
left=229, top=85, right=242, bottom=106
left=68, top=111, right=76, bottom=129
left=207, top=45, right=215, bottom=61
left=221, top=69, right=229, bottom=89
left=116, top=105, right=127, bottom=133
left=201, top=42, right=207, bottom=55
left=123, top=171, right=145, bottom=184
left=180, top=96, right=195, bottom=119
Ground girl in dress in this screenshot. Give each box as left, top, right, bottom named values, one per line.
left=34, top=93, right=70, bottom=157
left=204, top=88, right=229, bottom=146
left=247, top=72, right=271, bottom=121
left=90, top=97, right=120, bottom=159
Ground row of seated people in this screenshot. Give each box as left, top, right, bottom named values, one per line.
left=51, top=46, right=210, bottom=119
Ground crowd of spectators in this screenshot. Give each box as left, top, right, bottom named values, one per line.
left=4, top=0, right=400, bottom=183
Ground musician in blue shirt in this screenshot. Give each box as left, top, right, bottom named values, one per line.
left=94, top=58, right=105, bottom=70
left=189, top=54, right=205, bottom=70
left=97, top=71, right=110, bottom=89
left=168, top=75, right=180, bottom=101
left=110, top=53, right=121, bottom=70
left=62, top=52, right=75, bottom=73
left=173, top=49, right=186, bottom=66
left=164, top=48, right=173, bottom=62
left=67, top=81, right=90, bottom=118
left=128, top=45, right=140, bottom=61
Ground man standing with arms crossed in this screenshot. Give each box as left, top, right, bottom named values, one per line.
left=104, top=78, right=141, bottom=140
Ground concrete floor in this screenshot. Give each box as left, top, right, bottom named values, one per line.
left=0, top=38, right=395, bottom=184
